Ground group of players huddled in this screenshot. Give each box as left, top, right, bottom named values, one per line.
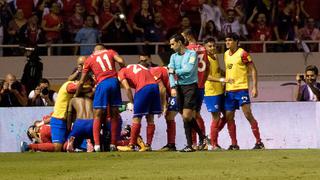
left=21, top=30, right=265, bottom=153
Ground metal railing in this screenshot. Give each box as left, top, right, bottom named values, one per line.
left=0, top=40, right=319, bottom=56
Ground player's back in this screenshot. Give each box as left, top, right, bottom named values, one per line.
left=118, top=64, right=156, bottom=92
left=71, top=97, right=94, bottom=120
left=83, top=49, right=118, bottom=83
left=150, top=66, right=171, bottom=95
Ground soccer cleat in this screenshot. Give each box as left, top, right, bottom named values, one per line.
left=20, top=141, right=29, bottom=152
left=159, top=144, right=177, bottom=151
left=109, top=144, right=118, bottom=152
left=252, top=142, right=265, bottom=150
left=94, top=145, right=101, bottom=152
left=66, top=136, right=75, bottom=152
left=136, top=136, right=146, bottom=150
left=179, top=146, right=195, bottom=152
left=139, top=144, right=152, bottom=152
left=228, top=144, right=240, bottom=150
left=86, top=139, right=94, bottom=153
left=211, top=145, right=223, bottom=151
left=117, top=145, right=135, bottom=152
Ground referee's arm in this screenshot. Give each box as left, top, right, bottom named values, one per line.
left=174, top=52, right=197, bottom=76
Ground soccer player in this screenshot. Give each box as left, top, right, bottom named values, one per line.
left=76, top=44, right=125, bottom=152
left=181, top=28, right=209, bottom=149
left=168, top=34, right=206, bottom=152
left=149, top=66, right=178, bottom=151
left=224, top=33, right=264, bottom=150
left=117, top=64, right=161, bottom=151
left=203, top=37, right=229, bottom=150
left=66, top=92, right=95, bottom=152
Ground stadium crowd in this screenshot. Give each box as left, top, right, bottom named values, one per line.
left=0, top=0, right=320, bottom=56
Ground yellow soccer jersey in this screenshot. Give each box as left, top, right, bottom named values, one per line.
left=224, top=48, right=252, bottom=91
left=52, top=81, right=75, bottom=119
left=204, top=55, right=224, bottom=96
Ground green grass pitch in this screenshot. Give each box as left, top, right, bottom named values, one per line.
left=1, top=149, right=320, bottom=180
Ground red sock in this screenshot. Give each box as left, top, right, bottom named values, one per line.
left=250, top=119, right=261, bottom=143
left=110, top=117, right=119, bottom=145
left=29, top=143, right=55, bottom=152
left=191, top=129, right=197, bottom=145
left=210, top=120, right=219, bottom=146
left=227, top=120, right=238, bottom=145
left=146, top=123, right=155, bottom=145
left=166, top=120, right=176, bottom=144
left=196, top=116, right=206, bottom=135
left=129, top=123, right=141, bottom=145
left=93, top=118, right=101, bottom=146
left=117, top=140, right=130, bottom=146
left=218, top=116, right=227, bottom=132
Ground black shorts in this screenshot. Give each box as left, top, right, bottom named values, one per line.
left=176, top=83, right=198, bottom=112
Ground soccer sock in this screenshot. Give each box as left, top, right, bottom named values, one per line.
left=93, top=118, right=101, bottom=146
left=129, top=122, right=141, bottom=145
left=117, top=140, right=130, bottom=146
left=183, top=120, right=192, bottom=147
left=227, top=120, right=238, bottom=145
left=166, top=120, right=176, bottom=144
left=250, top=119, right=262, bottom=143
left=218, top=116, right=227, bottom=132
left=196, top=116, right=206, bottom=136
left=110, top=117, right=119, bottom=145
left=191, top=129, right=197, bottom=145
left=146, top=123, right=155, bottom=145
left=210, top=120, right=219, bottom=146
left=191, top=118, right=206, bottom=140
left=29, top=143, right=55, bottom=152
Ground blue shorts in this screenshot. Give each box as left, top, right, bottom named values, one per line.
left=93, top=77, right=122, bottom=109
left=224, top=90, right=251, bottom=111
left=204, top=94, right=224, bottom=112
left=50, top=117, right=67, bottom=144
left=134, top=84, right=162, bottom=118
left=167, top=96, right=179, bottom=112
left=196, top=88, right=205, bottom=112
left=68, top=119, right=93, bottom=139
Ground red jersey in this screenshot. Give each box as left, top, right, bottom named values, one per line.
left=16, top=0, right=34, bottom=18
left=150, top=67, right=171, bottom=95
left=83, top=49, right=119, bottom=83
left=40, top=125, right=51, bottom=143
left=118, top=64, right=156, bottom=92
left=187, top=43, right=209, bottom=88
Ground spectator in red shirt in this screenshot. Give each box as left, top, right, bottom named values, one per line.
left=297, top=17, right=320, bottom=51
left=66, top=2, right=85, bottom=43
left=41, top=2, right=63, bottom=44
left=15, top=0, right=35, bottom=19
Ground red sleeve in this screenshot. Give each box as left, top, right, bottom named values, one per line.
left=118, top=68, right=126, bottom=81
left=241, top=50, right=253, bottom=64
left=82, top=56, right=91, bottom=74
left=108, top=49, right=119, bottom=57
left=66, top=82, right=77, bottom=93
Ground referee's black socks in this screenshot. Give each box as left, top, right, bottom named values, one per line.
left=191, top=118, right=206, bottom=141
left=183, top=120, right=192, bottom=147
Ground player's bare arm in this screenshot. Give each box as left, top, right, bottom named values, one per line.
left=158, top=80, right=167, bottom=114
left=66, top=98, right=75, bottom=132
left=114, top=55, right=126, bottom=68
left=248, top=63, right=258, bottom=98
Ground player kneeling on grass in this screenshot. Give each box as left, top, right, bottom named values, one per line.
left=117, top=64, right=162, bottom=152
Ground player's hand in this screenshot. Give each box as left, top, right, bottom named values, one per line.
left=127, top=102, right=134, bottom=111
left=171, top=88, right=177, bottom=97
left=251, top=87, right=258, bottom=98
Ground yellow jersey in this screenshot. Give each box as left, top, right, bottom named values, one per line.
left=51, top=81, right=75, bottom=119
left=204, top=55, right=224, bottom=96
left=224, top=48, right=252, bottom=91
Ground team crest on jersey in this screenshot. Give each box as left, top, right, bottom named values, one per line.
left=189, top=56, right=196, bottom=64
left=227, top=63, right=233, bottom=69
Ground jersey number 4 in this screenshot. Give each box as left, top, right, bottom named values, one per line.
left=96, top=54, right=112, bottom=71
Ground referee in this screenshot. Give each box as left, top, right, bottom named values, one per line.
left=168, top=34, right=206, bottom=152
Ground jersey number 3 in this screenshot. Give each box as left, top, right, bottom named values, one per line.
left=198, top=54, right=206, bottom=72
left=96, top=54, right=112, bottom=71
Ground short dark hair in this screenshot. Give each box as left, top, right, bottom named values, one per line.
left=225, top=33, right=240, bottom=42
left=170, top=34, right=185, bottom=45
left=305, top=65, right=319, bottom=75
left=39, top=78, right=50, bottom=85
left=139, top=51, right=151, bottom=58
left=182, top=28, right=194, bottom=37
left=204, top=37, right=216, bottom=44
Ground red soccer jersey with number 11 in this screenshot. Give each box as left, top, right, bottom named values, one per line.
left=118, top=64, right=156, bottom=92
left=83, top=49, right=118, bottom=83
left=187, top=43, right=209, bottom=89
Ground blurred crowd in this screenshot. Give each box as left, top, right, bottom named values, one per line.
left=0, top=0, right=319, bottom=56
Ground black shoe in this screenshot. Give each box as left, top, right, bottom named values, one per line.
left=228, top=145, right=240, bottom=150
left=179, top=146, right=195, bottom=152
left=160, top=144, right=176, bottom=151
left=252, top=142, right=265, bottom=150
